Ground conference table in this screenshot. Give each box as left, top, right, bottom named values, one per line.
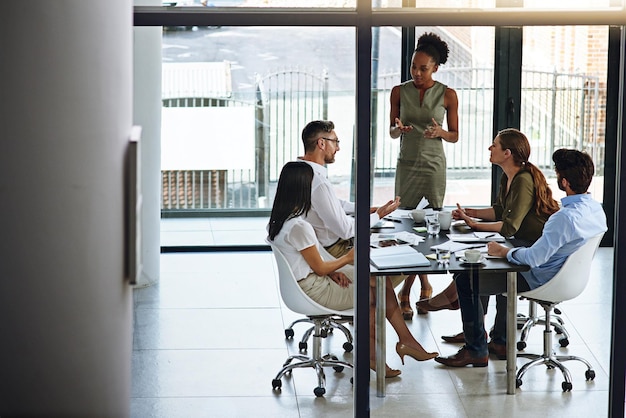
left=369, top=216, right=529, bottom=397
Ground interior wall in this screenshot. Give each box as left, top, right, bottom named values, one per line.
left=0, top=1, right=133, bottom=415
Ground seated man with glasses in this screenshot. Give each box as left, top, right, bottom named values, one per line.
left=297, top=119, right=399, bottom=258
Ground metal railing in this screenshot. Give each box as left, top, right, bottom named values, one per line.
left=161, top=66, right=603, bottom=211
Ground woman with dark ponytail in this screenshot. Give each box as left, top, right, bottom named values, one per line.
left=268, top=161, right=438, bottom=377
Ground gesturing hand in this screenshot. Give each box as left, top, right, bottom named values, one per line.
left=454, top=203, right=476, bottom=228
left=376, top=196, right=401, bottom=219
left=394, top=117, right=413, bottom=134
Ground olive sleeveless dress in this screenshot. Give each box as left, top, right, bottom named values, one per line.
left=395, top=80, right=447, bottom=209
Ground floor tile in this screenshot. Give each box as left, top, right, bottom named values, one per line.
left=131, top=220, right=617, bottom=417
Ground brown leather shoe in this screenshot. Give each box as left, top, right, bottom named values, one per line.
left=442, top=330, right=489, bottom=344
left=488, top=340, right=507, bottom=360
left=441, top=331, right=465, bottom=343
left=435, top=347, right=488, bottom=367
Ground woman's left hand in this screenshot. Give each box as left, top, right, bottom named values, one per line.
left=455, top=203, right=477, bottom=229
left=329, top=271, right=352, bottom=288
left=424, top=118, right=441, bottom=139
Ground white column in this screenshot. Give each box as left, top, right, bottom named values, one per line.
left=133, top=21, right=162, bottom=288
left=0, top=1, right=133, bottom=416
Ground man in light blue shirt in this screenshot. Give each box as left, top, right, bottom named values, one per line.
left=436, top=149, right=607, bottom=367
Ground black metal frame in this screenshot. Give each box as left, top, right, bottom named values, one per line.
left=135, top=4, right=625, bottom=416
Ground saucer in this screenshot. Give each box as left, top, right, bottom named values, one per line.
left=460, top=256, right=486, bottom=265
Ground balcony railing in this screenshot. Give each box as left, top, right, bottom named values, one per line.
left=161, top=66, right=603, bottom=211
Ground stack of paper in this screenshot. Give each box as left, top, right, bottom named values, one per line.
left=370, top=245, right=430, bottom=269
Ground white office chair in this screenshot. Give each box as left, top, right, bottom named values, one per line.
left=283, top=245, right=354, bottom=353
left=515, top=233, right=603, bottom=392
left=268, top=243, right=354, bottom=397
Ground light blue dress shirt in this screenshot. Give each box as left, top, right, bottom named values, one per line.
left=507, top=193, right=607, bottom=289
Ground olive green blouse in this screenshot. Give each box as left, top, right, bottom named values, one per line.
left=493, top=170, right=549, bottom=242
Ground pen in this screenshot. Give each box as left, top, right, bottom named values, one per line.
left=484, top=233, right=496, bottom=238
left=384, top=218, right=402, bottom=223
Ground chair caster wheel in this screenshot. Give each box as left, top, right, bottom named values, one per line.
left=517, top=341, right=526, bottom=350
left=554, top=326, right=564, bottom=335
left=284, top=329, right=294, bottom=339
left=585, top=370, right=596, bottom=380
left=299, top=341, right=307, bottom=351
left=314, top=387, right=326, bottom=397
left=559, top=337, right=569, bottom=347
left=320, top=329, right=328, bottom=338
left=516, top=378, right=522, bottom=388
left=562, top=381, right=573, bottom=392
left=343, top=342, right=353, bottom=352
left=272, top=379, right=282, bottom=390
left=333, top=365, right=344, bottom=372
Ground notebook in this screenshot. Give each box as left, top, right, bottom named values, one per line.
left=370, top=245, right=430, bottom=269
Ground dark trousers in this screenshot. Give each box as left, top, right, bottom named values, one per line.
left=454, top=270, right=531, bottom=357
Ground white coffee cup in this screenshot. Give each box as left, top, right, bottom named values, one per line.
left=464, top=249, right=482, bottom=263
left=411, top=209, right=426, bottom=223
left=437, top=210, right=452, bottom=230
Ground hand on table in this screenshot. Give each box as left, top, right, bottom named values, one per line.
left=487, top=241, right=510, bottom=258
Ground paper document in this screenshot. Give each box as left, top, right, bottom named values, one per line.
left=415, top=196, right=429, bottom=210
left=447, top=232, right=506, bottom=242
left=370, top=245, right=430, bottom=269
left=371, top=232, right=424, bottom=247
left=386, top=208, right=412, bottom=221
left=431, top=240, right=486, bottom=253
left=371, top=220, right=395, bottom=229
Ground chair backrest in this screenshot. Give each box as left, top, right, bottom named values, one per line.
left=268, top=242, right=354, bottom=317
left=519, top=233, right=603, bottom=303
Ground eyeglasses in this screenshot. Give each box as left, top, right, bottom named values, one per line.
left=321, top=137, right=340, bottom=145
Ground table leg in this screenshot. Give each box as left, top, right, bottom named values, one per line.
left=376, top=276, right=386, bottom=397
left=506, top=271, right=517, bottom=394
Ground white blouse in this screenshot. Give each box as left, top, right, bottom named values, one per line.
left=268, top=216, right=322, bottom=281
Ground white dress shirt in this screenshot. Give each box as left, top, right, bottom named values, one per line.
left=300, top=159, right=379, bottom=247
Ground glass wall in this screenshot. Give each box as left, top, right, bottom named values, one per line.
left=373, top=26, right=496, bottom=207
left=160, top=26, right=355, bottom=211
left=160, top=22, right=608, bottom=212
left=521, top=25, right=608, bottom=202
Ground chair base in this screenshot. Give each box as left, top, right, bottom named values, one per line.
left=516, top=300, right=569, bottom=350
left=515, top=302, right=595, bottom=392
left=516, top=352, right=596, bottom=392
left=285, top=315, right=354, bottom=353
left=273, top=318, right=353, bottom=397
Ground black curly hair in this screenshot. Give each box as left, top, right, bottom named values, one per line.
left=415, top=32, right=449, bottom=66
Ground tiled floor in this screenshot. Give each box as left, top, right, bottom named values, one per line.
left=131, top=218, right=614, bottom=417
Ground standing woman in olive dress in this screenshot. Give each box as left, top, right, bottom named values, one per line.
left=389, top=32, right=459, bottom=319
